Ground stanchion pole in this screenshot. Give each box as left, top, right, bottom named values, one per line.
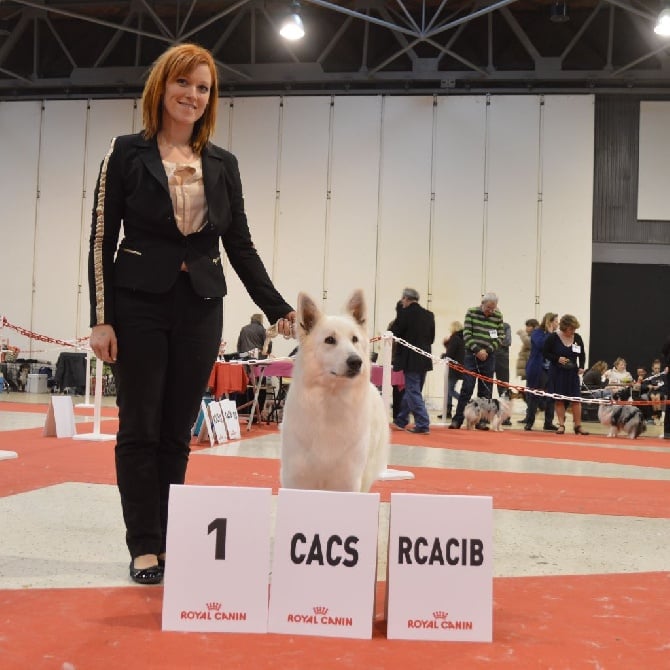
left=72, top=356, right=115, bottom=441
left=378, top=330, right=414, bottom=482
left=381, top=331, right=393, bottom=422
left=75, top=349, right=94, bottom=409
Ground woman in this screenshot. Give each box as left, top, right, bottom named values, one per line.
left=582, top=360, right=611, bottom=399
left=662, top=337, right=670, bottom=440
left=523, top=312, right=558, bottom=431
left=88, top=44, right=295, bottom=584
left=516, top=318, right=539, bottom=381
left=542, top=314, right=588, bottom=435
left=603, top=357, right=633, bottom=390
left=441, top=321, right=464, bottom=419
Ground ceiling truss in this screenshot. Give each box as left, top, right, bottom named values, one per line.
left=0, top=0, right=669, bottom=98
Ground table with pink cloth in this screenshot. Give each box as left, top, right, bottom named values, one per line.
left=242, top=360, right=404, bottom=430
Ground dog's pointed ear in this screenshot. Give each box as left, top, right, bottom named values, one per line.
left=346, top=289, right=366, bottom=326
left=296, top=292, right=321, bottom=338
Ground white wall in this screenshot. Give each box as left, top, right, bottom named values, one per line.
left=0, top=94, right=594, bottom=402
left=638, top=101, right=670, bottom=221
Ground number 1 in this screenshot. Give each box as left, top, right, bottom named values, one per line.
left=208, top=518, right=227, bottom=560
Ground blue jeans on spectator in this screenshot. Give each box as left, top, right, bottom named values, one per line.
left=395, top=371, right=430, bottom=430
left=452, top=352, right=496, bottom=424
left=447, top=374, right=461, bottom=413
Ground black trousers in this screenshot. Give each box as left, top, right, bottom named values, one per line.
left=113, top=273, right=222, bottom=558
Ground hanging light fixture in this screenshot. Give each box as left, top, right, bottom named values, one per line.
left=550, top=1, right=569, bottom=23
left=279, top=1, right=305, bottom=41
left=654, top=1, right=670, bottom=36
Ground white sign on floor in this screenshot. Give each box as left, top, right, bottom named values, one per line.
left=209, top=401, right=229, bottom=444
left=386, top=494, right=493, bottom=642
left=268, top=488, right=380, bottom=639
left=43, top=396, right=77, bottom=438
left=162, top=485, right=273, bottom=633
left=220, top=399, right=241, bottom=440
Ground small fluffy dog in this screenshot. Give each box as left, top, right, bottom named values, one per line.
left=597, top=402, right=646, bottom=439
left=280, top=290, right=390, bottom=493
left=17, top=364, right=30, bottom=392
left=463, top=396, right=511, bottom=431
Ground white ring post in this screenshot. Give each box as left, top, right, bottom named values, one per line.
left=72, top=356, right=115, bottom=441
left=75, top=349, right=94, bottom=409
left=433, top=362, right=450, bottom=426
left=378, top=330, right=414, bottom=482
left=381, top=331, right=393, bottom=422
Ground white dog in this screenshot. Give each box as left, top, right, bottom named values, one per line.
left=280, top=290, right=390, bottom=493
left=597, top=403, right=646, bottom=439
left=463, top=397, right=511, bottom=431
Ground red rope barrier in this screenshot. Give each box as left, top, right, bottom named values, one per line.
left=0, top=316, right=89, bottom=350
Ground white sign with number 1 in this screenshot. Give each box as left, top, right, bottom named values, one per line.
left=162, top=485, right=273, bottom=633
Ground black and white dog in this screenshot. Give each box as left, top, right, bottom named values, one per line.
left=597, top=388, right=646, bottom=439
left=463, top=397, right=511, bottom=431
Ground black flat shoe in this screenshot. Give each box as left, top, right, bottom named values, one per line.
left=129, top=560, right=163, bottom=585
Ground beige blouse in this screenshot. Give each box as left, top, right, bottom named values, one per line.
left=162, top=159, right=207, bottom=236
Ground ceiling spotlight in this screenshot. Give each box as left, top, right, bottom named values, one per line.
left=550, top=1, right=569, bottom=23
left=654, top=2, right=670, bottom=36
left=280, top=1, right=305, bottom=41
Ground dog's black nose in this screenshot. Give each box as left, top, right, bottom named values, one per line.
left=345, top=354, right=363, bottom=377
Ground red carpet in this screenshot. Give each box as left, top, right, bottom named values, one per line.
left=2, top=575, right=669, bottom=669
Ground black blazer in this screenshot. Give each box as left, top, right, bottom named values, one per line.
left=391, top=302, right=435, bottom=374
left=88, top=132, right=292, bottom=327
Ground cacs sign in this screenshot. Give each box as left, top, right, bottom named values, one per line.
left=268, top=488, right=380, bottom=639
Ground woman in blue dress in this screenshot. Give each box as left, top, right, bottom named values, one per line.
left=542, top=314, right=588, bottom=435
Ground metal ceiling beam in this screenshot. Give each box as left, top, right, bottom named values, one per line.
left=560, top=1, right=604, bottom=62
left=305, top=0, right=419, bottom=38
left=499, top=6, right=541, bottom=64
left=8, top=0, right=171, bottom=43
left=424, top=0, right=518, bottom=39
left=179, top=0, right=254, bottom=42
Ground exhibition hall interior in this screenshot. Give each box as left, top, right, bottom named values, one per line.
left=1, top=1, right=669, bottom=668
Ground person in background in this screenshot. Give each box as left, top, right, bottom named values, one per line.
left=449, top=292, right=504, bottom=430
left=642, top=358, right=667, bottom=426
left=237, top=313, right=268, bottom=356
left=662, top=337, right=670, bottom=440
left=524, top=312, right=558, bottom=432
left=439, top=320, right=464, bottom=420
left=516, top=318, right=539, bottom=424
left=88, top=43, right=295, bottom=585
left=516, top=318, right=538, bottom=382
left=582, top=360, right=611, bottom=399
left=603, top=357, right=633, bottom=391
left=387, top=300, right=406, bottom=421
left=542, top=314, right=588, bottom=435
left=391, top=288, right=435, bottom=435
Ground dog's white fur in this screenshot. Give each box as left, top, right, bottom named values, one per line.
left=463, top=397, right=511, bottom=431
left=597, top=402, right=646, bottom=439
left=280, top=290, right=390, bottom=493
